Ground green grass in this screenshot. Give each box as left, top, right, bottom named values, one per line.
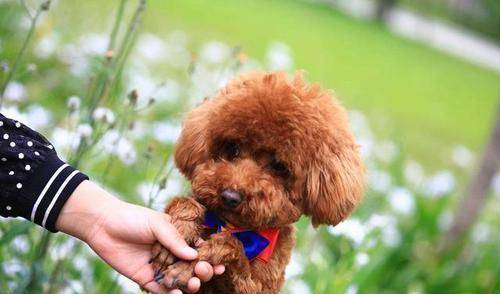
left=52, top=0, right=500, bottom=167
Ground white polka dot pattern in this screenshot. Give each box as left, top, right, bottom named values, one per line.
left=0, top=113, right=89, bottom=232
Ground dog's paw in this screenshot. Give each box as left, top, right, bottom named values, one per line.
left=150, top=242, right=176, bottom=274
left=161, top=260, right=196, bottom=291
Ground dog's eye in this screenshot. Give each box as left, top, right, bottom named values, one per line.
left=221, top=141, right=240, bottom=160
left=268, top=159, right=289, bottom=176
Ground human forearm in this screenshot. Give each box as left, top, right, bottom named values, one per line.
left=55, top=180, right=119, bottom=242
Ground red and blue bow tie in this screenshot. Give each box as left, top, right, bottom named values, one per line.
left=203, top=210, right=280, bottom=263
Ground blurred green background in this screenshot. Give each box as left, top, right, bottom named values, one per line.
left=1, top=0, right=499, bottom=293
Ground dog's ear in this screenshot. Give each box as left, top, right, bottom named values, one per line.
left=304, top=144, right=364, bottom=227
left=174, top=100, right=213, bottom=179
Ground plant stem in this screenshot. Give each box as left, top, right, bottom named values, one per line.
left=23, top=231, right=52, bottom=292
left=0, top=0, right=51, bottom=109
left=88, top=0, right=146, bottom=114
left=108, top=0, right=128, bottom=52
left=47, top=258, right=64, bottom=294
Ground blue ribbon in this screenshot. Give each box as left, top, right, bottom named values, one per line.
left=203, top=211, right=270, bottom=260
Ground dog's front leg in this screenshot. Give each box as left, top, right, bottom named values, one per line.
left=150, top=197, right=205, bottom=273
left=161, top=233, right=263, bottom=293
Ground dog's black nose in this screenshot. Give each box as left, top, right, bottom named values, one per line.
left=220, top=189, right=243, bottom=208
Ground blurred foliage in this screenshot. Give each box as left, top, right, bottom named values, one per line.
left=0, top=0, right=499, bottom=293
left=399, top=0, right=500, bottom=41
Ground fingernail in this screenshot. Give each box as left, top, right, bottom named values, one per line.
left=203, top=263, right=211, bottom=274
left=184, top=247, right=198, bottom=258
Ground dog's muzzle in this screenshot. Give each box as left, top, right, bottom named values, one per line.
left=220, top=189, right=243, bottom=208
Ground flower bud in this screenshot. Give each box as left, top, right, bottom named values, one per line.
left=93, top=107, right=115, bottom=124
left=67, top=95, right=81, bottom=112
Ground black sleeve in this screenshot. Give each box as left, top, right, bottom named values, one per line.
left=0, top=113, right=88, bottom=232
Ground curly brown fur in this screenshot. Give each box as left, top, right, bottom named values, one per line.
left=151, top=71, right=365, bottom=293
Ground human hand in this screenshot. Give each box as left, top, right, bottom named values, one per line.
left=56, top=181, right=225, bottom=293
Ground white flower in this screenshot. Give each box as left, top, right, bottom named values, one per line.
left=404, top=160, right=425, bottom=187
left=2, top=260, right=24, bottom=276
left=285, top=250, right=304, bottom=279
left=388, top=187, right=415, bottom=214
left=349, top=110, right=373, bottom=140
left=35, top=34, right=59, bottom=58
left=381, top=225, right=401, bottom=247
left=471, top=223, right=491, bottom=243
left=368, top=169, right=392, bottom=193
left=73, top=255, right=89, bottom=270
left=375, top=140, right=398, bottom=163
left=58, top=43, right=90, bottom=76
left=137, top=34, right=168, bottom=62
left=77, top=124, right=93, bottom=139
left=62, top=280, right=84, bottom=294
left=67, top=95, right=81, bottom=111
left=200, top=41, right=231, bottom=64
left=357, top=136, right=374, bottom=159
left=118, top=144, right=137, bottom=165
left=25, top=105, right=52, bottom=129
left=4, top=81, right=26, bottom=101
left=1, top=106, right=25, bottom=122
left=328, top=218, right=366, bottom=246
left=423, top=171, right=455, bottom=198
left=13, top=236, right=29, bottom=253
left=101, top=130, right=120, bottom=152
left=346, top=285, right=358, bottom=294
left=366, top=213, right=395, bottom=230
left=365, top=214, right=401, bottom=247
left=137, top=173, right=184, bottom=210
left=491, top=172, right=500, bottom=198
left=49, top=238, right=77, bottom=260
left=51, top=127, right=81, bottom=153
left=93, top=107, right=115, bottom=124
left=451, top=145, right=473, bottom=168
left=286, top=279, right=311, bottom=294
left=355, top=252, right=370, bottom=266
left=152, top=121, right=182, bottom=144
left=266, top=42, right=293, bottom=70
left=310, top=247, right=328, bottom=268
left=155, top=79, right=181, bottom=103
left=100, top=131, right=136, bottom=165
left=80, top=33, right=108, bottom=56
left=19, top=15, right=31, bottom=30
left=137, top=182, right=169, bottom=206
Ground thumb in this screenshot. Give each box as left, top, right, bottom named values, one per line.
left=150, top=213, right=198, bottom=260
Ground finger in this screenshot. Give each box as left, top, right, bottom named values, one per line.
left=167, top=290, right=182, bottom=294
left=214, top=264, right=225, bottom=275
left=152, top=214, right=198, bottom=260
left=186, top=277, right=201, bottom=293
left=194, top=261, right=214, bottom=282
left=142, top=281, right=168, bottom=294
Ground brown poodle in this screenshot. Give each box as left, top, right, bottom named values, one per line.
left=150, top=71, right=364, bottom=293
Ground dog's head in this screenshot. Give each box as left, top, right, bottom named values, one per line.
left=175, top=71, right=364, bottom=229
